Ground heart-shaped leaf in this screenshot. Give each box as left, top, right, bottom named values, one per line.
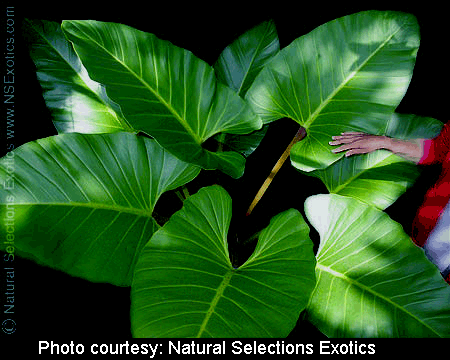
left=214, top=20, right=280, bottom=97
left=131, top=185, right=316, bottom=337
left=0, top=133, right=200, bottom=286
left=213, top=20, right=280, bottom=156
left=23, top=19, right=130, bottom=134
left=246, top=11, right=420, bottom=172
left=309, top=113, right=444, bottom=209
left=304, top=194, right=450, bottom=337
left=62, top=20, right=262, bottom=178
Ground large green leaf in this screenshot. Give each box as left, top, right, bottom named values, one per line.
left=309, top=113, right=444, bottom=209
left=213, top=20, right=279, bottom=157
left=61, top=20, right=262, bottom=178
left=0, top=133, right=200, bottom=286
left=246, top=11, right=420, bottom=171
left=23, top=19, right=131, bottom=134
left=215, top=20, right=280, bottom=97
left=131, top=185, right=316, bottom=337
left=304, top=194, right=450, bottom=337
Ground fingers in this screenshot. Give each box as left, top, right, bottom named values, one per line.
left=332, top=132, right=368, bottom=140
left=331, top=143, right=372, bottom=156
left=329, top=135, right=364, bottom=146
left=329, top=138, right=351, bottom=146
left=330, top=137, right=373, bottom=155
left=331, top=143, right=357, bottom=153
left=329, top=132, right=383, bottom=157
left=343, top=148, right=372, bottom=157
left=329, top=132, right=370, bottom=146
left=340, top=132, right=367, bottom=136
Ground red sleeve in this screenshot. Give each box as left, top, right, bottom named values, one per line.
left=419, top=121, right=450, bottom=165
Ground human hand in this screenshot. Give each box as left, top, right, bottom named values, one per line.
left=329, top=132, right=388, bottom=157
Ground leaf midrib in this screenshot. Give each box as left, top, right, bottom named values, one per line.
left=316, top=263, right=440, bottom=336
left=237, top=21, right=274, bottom=97
left=64, top=21, right=202, bottom=145
left=303, top=23, right=404, bottom=129
left=26, top=19, right=132, bottom=132
left=196, top=268, right=234, bottom=337
left=11, top=201, right=154, bottom=218
left=328, top=152, right=393, bottom=194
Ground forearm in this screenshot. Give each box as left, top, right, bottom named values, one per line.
left=383, top=137, right=425, bottom=164
left=330, top=132, right=427, bottom=162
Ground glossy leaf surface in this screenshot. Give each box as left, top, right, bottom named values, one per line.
left=213, top=20, right=280, bottom=156
left=23, top=19, right=130, bottom=134
left=215, top=20, right=280, bottom=97
left=62, top=20, right=262, bottom=178
left=310, top=113, right=443, bottom=209
left=131, top=185, right=316, bottom=337
left=305, top=194, right=450, bottom=337
left=0, top=133, right=200, bottom=285
left=246, top=11, right=420, bottom=171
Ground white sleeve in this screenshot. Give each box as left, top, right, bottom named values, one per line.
left=424, top=201, right=450, bottom=273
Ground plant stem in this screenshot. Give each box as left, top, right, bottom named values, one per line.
left=216, top=133, right=226, bottom=152
left=181, top=185, right=190, bottom=199
left=175, top=190, right=185, bottom=203
left=175, top=185, right=190, bottom=203
left=246, top=126, right=306, bottom=216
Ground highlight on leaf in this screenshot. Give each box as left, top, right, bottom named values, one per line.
left=246, top=11, right=420, bottom=172
left=305, top=194, right=450, bottom=338
left=131, top=185, right=316, bottom=337
left=23, top=19, right=131, bottom=134
left=10, top=10, right=448, bottom=339
left=308, top=113, right=444, bottom=209
left=0, top=132, right=200, bottom=286
left=61, top=20, right=263, bottom=178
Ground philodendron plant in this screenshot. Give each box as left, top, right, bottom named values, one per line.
left=1, top=11, right=450, bottom=338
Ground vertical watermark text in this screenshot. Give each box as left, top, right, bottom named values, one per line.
left=2, top=5, right=16, bottom=335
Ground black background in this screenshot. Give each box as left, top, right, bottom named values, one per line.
left=1, top=3, right=448, bottom=342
